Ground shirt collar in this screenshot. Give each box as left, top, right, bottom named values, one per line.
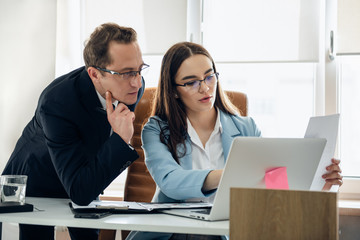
left=96, top=91, right=119, bottom=110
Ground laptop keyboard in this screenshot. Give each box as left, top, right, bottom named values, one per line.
left=193, top=208, right=211, bottom=215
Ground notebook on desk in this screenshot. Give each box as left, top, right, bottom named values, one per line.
left=161, top=137, right=327, bottom=221
left=69, top=200, right=212, bottom=217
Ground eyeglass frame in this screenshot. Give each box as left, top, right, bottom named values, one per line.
left=95, top=63, right=150, bottom=80
left=175, top=72, right=219, bottom=90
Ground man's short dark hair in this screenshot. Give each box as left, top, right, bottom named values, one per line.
left=83, top=23, right=137, bottom=69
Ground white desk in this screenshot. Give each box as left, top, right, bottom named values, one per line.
left=0, top=197, right=228, bottom=236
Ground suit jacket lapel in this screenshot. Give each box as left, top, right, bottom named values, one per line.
left=220, top=111, right=242, bottom=160
left=76, top=68, right=111, bottom=143
left=180, top=136, right=193, bottom=169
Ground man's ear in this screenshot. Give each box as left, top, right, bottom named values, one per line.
left=87, top=67, right=101, bottom=84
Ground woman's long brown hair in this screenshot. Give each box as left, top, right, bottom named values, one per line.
left=151, top=42, right=238, bottom=163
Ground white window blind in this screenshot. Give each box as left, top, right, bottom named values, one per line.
left=202, top=0, right=321, bottom=62
left=337, top=0, right=360, bottom=54
left=82, top=0, right=187, bottom=55
left=56, top=0, right=188, bottom=76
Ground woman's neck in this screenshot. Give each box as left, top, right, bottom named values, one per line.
left=187, top=108, right=217, bottom=147
left=188, top=108, right=217, bottom=129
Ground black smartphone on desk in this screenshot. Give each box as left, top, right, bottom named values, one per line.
left=74, top=212, right=112, bottom=219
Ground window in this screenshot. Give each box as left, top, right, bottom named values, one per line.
left=338, top=56, right=360, bottom=177
left=200, top=0, right=321, bottom=138
left=337, top=55, right=360, bottom=199
left=336, top=0, right=360, bottom=198
left=216, top=63, right=315, bottom=137
left=202, top=0, right=320, bottom=62
left=201, top=0, right=360, bottom=198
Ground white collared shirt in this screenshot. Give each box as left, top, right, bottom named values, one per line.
left=96, top=91, right=119, bottom=110
left=187, top=110, right=225, bottom=170
left=187, top=110, right=225, bottom=202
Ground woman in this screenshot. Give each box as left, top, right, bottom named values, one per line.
left=127, top=42, right=343, bottom=240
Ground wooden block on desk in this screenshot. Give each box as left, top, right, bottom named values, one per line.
left=230, top=188, right=338, bottom=240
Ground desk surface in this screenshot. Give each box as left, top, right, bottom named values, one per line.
left=0, top=197, right=229, bottom=235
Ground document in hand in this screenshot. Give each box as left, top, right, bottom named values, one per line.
left=304, top=114, right=340, bottom=191
left=69, top=200, right=212, bottom=214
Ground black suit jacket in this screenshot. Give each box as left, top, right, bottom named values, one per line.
left=3, top=67, right=145, bottom=205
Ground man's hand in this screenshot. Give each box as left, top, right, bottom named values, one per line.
left=106, top=91, right=135, bottom=144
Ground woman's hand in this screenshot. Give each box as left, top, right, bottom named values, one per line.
left=322, top=158, right=343, bottom=191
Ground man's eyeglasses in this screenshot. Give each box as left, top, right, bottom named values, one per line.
left=175, top=72, right=219, bottom=92
left=95, top=63, right=150, bottom=81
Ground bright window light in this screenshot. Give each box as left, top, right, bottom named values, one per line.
left=217, top=63, right=315, bottom=138
left=338, top=56, right=360, bottom=177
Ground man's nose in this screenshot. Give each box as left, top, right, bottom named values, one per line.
left=130, top=74, right=142, bottom=88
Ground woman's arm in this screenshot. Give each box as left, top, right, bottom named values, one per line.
left=201, top=170, right=223, bottom=192
left=142, top=117, right=213, bottom=200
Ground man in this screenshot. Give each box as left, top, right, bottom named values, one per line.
left=2, top=23, right=146, bottom=239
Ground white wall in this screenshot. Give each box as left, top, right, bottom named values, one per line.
left=0, top=0, right=56, bottom=172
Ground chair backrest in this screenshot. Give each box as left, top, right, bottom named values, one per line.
left=123, top=87, right=248, bottom=202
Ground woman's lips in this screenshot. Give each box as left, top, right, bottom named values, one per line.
left=199, top=95, right=212, bottom=103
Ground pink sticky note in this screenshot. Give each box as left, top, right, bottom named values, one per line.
left=265, top=167, right=289, bottom=190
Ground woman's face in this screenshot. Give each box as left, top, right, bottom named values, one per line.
left=175, top=54, right=217, bottom=115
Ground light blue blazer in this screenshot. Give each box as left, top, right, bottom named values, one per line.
left=142, top=110, right=261, bottom=203
left=126, top=111, right=261, bottom=240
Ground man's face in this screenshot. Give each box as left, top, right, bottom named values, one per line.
left=93, top=41, right=144, bottom=105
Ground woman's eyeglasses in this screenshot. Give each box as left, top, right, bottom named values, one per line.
left=175, top=72, right=219, bottom=92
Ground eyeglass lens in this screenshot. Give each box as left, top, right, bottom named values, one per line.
left=188, top=74, right=217, bottom=91
left=122, top=65, right=149, bottom=81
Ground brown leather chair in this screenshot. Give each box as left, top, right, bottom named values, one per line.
left=100, top=87, right=248, bottom=240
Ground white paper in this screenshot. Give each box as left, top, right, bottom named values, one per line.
left=71, top=200, right=147, bottom=210
left=304, top=114, right=340, bottom=191
left=138, top=202, right=212, bottom=210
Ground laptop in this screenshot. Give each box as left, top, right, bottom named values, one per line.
left=161, top=137, right=326, bottom=221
